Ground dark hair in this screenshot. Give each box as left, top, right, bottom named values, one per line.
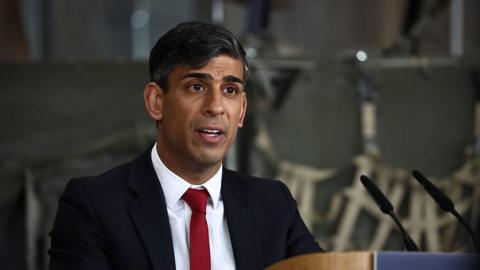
left=149, top=21, right=249, bottom=91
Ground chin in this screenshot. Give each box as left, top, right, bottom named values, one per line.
left=195, top=152, right=225, bottom=167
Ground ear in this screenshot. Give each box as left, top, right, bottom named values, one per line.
left=238, top=92, right=247, bottom=127
left=143, top=82, right=164, bottom=122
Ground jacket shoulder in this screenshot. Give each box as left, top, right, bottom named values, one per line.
left=222, top=168, right=292, bottom=203
left=223, top=168, right=284, bottom=188
left=64, top=152, right=151, bottom=198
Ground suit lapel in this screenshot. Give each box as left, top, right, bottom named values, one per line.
left=222, top=169, right=263, bottom=270
left=127, top=153, right=176, bottom=270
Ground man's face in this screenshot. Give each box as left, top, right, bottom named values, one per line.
left=155, top=55, right=247, bottom=180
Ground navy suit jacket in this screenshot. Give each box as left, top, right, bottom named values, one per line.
left=49, top=151, right=322, bottom=270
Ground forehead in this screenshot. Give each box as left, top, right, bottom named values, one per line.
left=172, top=55, right=244, bottom=80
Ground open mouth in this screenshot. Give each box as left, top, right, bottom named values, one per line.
left=199, top=128, right=224, bottom=137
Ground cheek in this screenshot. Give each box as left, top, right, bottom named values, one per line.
left=163, top=103, right=188, bottom=130
left=170, top=106, right=197, bottom=131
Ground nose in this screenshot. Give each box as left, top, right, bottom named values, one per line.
left=203, top=89, right=225, bottom=117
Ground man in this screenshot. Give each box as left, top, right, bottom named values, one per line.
left=49, top=21, right=322, bottom=270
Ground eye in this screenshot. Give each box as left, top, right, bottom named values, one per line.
left=188, top=83, right=205, bottom=92
left=223, top=86, right=238, bottom=95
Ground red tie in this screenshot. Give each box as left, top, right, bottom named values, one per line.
left=182, top=188, right=211, bottom=270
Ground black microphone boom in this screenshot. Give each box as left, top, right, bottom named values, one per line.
left=412, top=169, right=480, bottom=252
left=360, top=175, right=419, bottom=251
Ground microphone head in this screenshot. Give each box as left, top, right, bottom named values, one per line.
left=361, top=175, right=420, bottom=251
left=360, top=175, right=394, bottom=214
left=412, top=170, right=454, bottom=212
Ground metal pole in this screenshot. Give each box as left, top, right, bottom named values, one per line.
left=449, top=0, right=464, bottom=57
left=211, top=0, right=224, bottom=25
left=131, top=0, right=151, bottom=60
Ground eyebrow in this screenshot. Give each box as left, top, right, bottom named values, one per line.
left=181, top=72, right=243, bottom=84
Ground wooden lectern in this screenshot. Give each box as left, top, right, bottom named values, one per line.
left=266, top=251, right=480, bottom=270
left=266, top=252, right=372, bottom=270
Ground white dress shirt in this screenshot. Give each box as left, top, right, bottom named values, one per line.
left=151, top=144, right=236, bottom=270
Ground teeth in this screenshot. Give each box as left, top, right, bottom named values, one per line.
left=202, top=129, right=221, bottom=135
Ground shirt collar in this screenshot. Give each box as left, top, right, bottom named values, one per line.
left=150, top=143, right=222, bottom=209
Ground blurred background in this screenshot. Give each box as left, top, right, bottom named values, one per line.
left=1, top=0, right=479, bottom=269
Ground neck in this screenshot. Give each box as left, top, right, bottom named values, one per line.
left=179, top=166, right=220, bottom=185
left=156, top=146, right=221, bottom=185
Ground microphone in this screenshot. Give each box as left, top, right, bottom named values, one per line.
left=412, top=169, right=480, bottom=252
left=360, top=175, right=420, bottom=251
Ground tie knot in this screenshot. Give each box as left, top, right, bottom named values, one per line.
left=182, top=188, right=209, bottom=214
